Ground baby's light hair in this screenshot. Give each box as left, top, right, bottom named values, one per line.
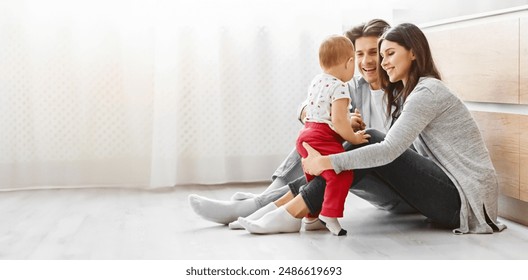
left=319, top=35, right=354, bottom=70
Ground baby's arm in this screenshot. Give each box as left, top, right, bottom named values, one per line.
left=331, top=99, right=370, bottom=144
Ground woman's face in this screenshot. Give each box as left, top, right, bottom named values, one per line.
left=354, top=36, right=380, bottom=89
left=380, top=39, right=414, bottom=86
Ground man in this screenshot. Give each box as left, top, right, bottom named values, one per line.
left=188, top=19, right=416, bottom=227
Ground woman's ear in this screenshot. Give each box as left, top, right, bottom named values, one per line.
left=410, top=50, right=416, bottom=61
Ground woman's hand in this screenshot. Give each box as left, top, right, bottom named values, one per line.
left=301, top=142, right=332, bottom=176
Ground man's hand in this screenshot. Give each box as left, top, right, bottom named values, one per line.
left=350, top=108, right=366, bottom=131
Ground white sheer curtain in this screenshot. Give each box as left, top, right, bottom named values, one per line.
left=0, top=0, right=383, bottom=190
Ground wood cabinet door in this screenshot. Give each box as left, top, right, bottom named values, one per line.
left=426, top=19, right=519, bottom=104
left=471, top=111, right=520, bottom=199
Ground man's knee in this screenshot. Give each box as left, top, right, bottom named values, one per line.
left=343, top=129, right=385, bottom=151
left=365, top=128, right=386, bottom=144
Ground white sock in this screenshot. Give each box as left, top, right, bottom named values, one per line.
left=231, top=178, right=287, bottom=201
left=228, top=220, right=243, bottom=230
left=230, top=192, right=257, bottom=201
left=302, top=217, right=328, bottom=231
left=238, top=206, right=301, bottom=234
left=188, top=194, right=258, bottom=225
left=228, top=202, right=278, bottom=230
left=319, top=215, right=347, bottom=236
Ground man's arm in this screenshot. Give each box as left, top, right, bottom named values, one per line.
left=296, top=99, right=308, bottom=124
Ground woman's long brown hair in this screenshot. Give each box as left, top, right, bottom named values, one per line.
left=377, top=23, right=442, bottom=120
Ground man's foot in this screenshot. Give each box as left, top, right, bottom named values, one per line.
left=188, top=194, right=258, bottom=224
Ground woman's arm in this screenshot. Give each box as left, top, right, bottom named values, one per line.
left=332, top=85, right=440, bottom=173
left=305, top=84, right=441, bottom=174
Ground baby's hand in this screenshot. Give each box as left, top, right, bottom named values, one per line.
left=352, top=130, right=370, bottom=144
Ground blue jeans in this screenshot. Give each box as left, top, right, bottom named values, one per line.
left=295, top=129, right=461, bottom=228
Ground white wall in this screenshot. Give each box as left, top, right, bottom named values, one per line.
left=392, top=0, right=528, bottom=24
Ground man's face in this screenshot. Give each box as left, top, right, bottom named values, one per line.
left=355, top=36, right=380, bottom=89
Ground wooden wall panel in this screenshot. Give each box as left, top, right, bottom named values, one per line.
left=471, top=111, right=520, bottom=199
left=521, top=17, right=528, bottom=104
left=426, top=19, right=519, bottom=104
left=521, top=115, right=528, bottom=202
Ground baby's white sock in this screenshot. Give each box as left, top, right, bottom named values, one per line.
left=319, top=215, right=347, bottom=236
left=238, top=206, right=301, bottom=234
left=228, top=202, right=278, bottom=230
left=188, top=194, right=258, bottom=224
left=302, top=217, right=328, bottom=231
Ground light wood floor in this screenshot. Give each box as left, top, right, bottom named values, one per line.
left=1, top=183, right=528, bottom=260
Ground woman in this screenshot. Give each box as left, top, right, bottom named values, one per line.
left=240, top=23, right=506, bottom=235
